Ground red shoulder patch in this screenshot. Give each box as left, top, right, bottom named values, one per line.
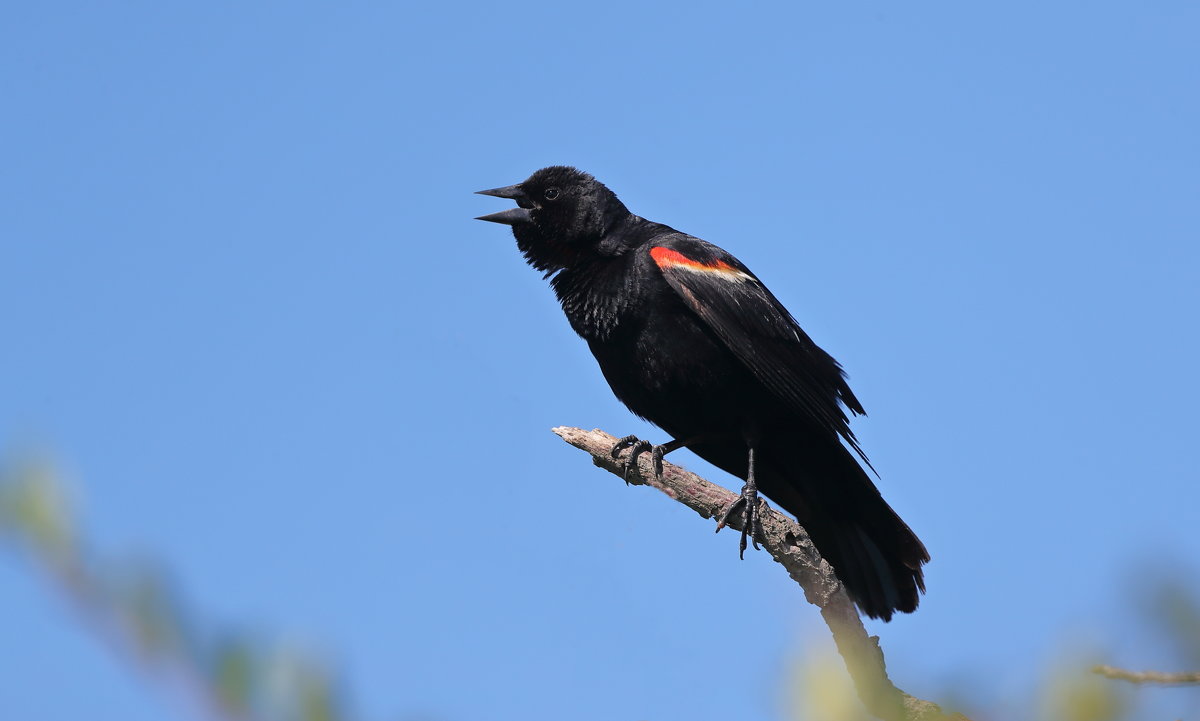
left=650, top=247, right=752, bottom=282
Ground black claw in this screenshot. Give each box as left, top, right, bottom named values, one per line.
left=611, top=435, right=640, bottom=458
left=623, top=440, right=653, bottom=481
left=748, top=498, right=764, bottom=553
left=716, top=495, right=743, bottom=531
left=609, top=435, right=672, bottom=485
left=610, top=435, right=640, bottom=484
left=716, top=484, right=763, bottom=559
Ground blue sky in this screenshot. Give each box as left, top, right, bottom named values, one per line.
left=2, top=2, right=1198, bottom=719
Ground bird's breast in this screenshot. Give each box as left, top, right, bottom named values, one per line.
left=551, top=257, right=648, bottom=342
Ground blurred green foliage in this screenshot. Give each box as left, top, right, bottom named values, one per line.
left=0, top=457, right=350, bottom=721
left=2, top=457, right=1197, bottom=721
left=1146, top=574, right=1200, bottom=670
left=1037, top=661, right=1128, bottom=721
left=0, top=456, right=77, bottom=568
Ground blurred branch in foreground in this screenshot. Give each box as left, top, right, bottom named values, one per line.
left=1091, top=665, right=1200, bottom=685
left=1088, top=563, right=1200, bottom=704
left=553, top=426, right=969, bottom=721
left=0, top=456, right=350, bottom=721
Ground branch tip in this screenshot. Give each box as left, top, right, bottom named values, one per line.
left=551, top=426, right=966, bottom=721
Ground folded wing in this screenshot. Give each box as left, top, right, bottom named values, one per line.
left=649, top=239, right=871, bottom=467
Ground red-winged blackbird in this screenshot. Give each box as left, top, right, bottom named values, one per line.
left=477, top=166, right=929, bottom=620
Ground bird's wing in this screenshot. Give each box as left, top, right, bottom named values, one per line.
left=648, top=238, right=872, bottom=466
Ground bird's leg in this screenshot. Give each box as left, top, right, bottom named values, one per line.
left=610, top=435, right=692, bottom=484
left=715, top=446, right=765, bottom=559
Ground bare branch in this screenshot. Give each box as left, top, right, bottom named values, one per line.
left=1091, top=665, right=1200, bottom=685
left=553, top=426, right=970, bottom=721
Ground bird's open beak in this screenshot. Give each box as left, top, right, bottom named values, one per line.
left=475, top=207, right=531, bottom=225
left=475, top=184, right=533, bottom=225
left=476, top=184, right=524, bottom=200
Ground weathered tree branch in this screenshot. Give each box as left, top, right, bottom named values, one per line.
left=553, top=426, right=969, bottom=721
left=1091, top=665, right=1200, bottom=685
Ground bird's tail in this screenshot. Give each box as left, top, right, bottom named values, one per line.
left=759, top=449, right=929, bottom=621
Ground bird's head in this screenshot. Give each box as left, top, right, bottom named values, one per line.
left=476, top=166, right=631, bottom=273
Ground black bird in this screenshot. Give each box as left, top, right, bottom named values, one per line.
left=476, top=166, right=929, bottom=620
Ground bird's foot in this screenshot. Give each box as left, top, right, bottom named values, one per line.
left=610, top=435, right=667, bottom=485
left=715, top=484, right=765, bottom=559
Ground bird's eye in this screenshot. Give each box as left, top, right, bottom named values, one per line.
left=544, top=187, right=560, bottom=200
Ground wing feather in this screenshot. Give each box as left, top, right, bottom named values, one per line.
left=650, top=239, right=872, bottom=467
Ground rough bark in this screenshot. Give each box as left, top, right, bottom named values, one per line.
left=553, top=426, right=969, bottom=721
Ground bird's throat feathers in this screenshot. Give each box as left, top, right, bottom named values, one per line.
left=513, top=212, right=646, bottom=278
